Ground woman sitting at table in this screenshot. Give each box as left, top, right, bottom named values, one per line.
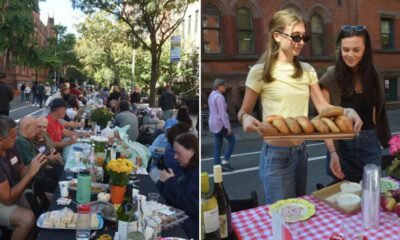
left=158, top=133, right=199, bottom=239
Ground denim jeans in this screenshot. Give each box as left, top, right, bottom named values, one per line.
left=259, top=143, right=308, bottom=204
left=213, top=128, right=236, bottom=165
left=333, top=129, right=382, bottom=182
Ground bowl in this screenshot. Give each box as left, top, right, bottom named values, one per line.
left=337, top=193, right=361, bottom=210
left=340, top=182, right=362, bottom=195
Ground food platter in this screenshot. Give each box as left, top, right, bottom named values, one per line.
left=68, top=179, right=109, bottom=193
left=263, top=132, right=356, bottom=141
left=37, top=212, right=104, bottom=230
left=268, top=198, right=316, bottom=223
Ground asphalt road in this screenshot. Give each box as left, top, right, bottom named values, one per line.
left=8, top=98, right=48, bottom=121
left=201, top=109, right=400, bottom=205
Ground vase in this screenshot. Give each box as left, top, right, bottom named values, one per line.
left=110, top=185, right=126, bottom=204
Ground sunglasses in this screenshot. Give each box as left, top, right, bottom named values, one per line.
left=277, top=31, right=310, bottom=43
left=341, top=25, right=366, bottom=32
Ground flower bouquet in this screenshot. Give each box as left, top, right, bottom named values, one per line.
left=89, top=107, right=113, bottom=129
left=106, top=158, right=137, bottom=204
left=387, top=134, right=400, bottom=179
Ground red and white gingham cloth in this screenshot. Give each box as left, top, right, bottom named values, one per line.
left=232, top=195, right=400, bottom=240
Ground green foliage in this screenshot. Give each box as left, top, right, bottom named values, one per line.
left=71, top=0, right=196, bottom=106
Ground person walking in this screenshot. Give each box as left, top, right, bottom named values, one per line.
left=208, top=78, right=235, bottom=172
left=0, top=73, right=14, bottom=116
left=159, top=84, right=177, bottom=120
left=20, top=82, right=25, bottom=102
left=24, top=84, right=31, bottom=103
left=31, top=81, right=38, bottom=106
left=44, top=83, right=51, bottom=103
left=36, top=82, right=45, bottom=108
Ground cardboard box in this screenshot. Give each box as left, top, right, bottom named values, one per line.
left=312, top=180, right=361, bottom=215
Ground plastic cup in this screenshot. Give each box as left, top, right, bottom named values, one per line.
left=59, top=181, right=69, bottom=197
left=148, top=193, right=160, bottom=215
left=73, top=151, right=82, bottom=163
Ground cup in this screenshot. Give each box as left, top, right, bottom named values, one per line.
left=73, top=151, right=82, bottom=163
left=362, top=164, right=381, bottom=229
left=59, top=181, right=70, bottom=198
left=147, top=193, right=160, bottom=215
left=65, top=168, right=74, bottom=180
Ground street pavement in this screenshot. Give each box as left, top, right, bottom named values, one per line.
left=9, top=96, right=48, bottom=122
left=201, top=110, right=400, bottom=205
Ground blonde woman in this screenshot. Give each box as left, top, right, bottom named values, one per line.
left=237, top=9, right=362, bottom=204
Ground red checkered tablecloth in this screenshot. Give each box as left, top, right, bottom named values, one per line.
left=232, top=195, right=400, bottom=240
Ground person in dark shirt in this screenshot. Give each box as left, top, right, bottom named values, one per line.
left=20, top=83, right=26, bottom=103
left=158, top=133, right=199, bottom=239
left=0, top=116, right=47, bottom=240
left=159, top=84, right=176, bottom=120
left=107, top=85, right=121, bottom=104
left=31, top=81, right=38, bottom=107
left=0, top=73, right=14, bottom=116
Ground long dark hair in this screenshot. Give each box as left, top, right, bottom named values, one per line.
left=174, top=133, right=198, bottom=170
left=335, top=28, right=378, bottom=102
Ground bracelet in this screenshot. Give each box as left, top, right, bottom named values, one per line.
left=329, top=150, right=336, bottom=154
left=238, top=111, right=248, bottom=124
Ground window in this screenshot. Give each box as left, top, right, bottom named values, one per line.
left=236, top=8, right=254, bottom=54
left=188, top=15, right=192, bottom=35
left=202, top=4, right=222, bottom=54
left=310, top=14, right=324, bottom=55
left=195, top=10, right=199, bottom=34
left=381, top=18, right=394, bottom=49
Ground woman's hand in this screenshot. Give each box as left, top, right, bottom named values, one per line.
left=345, top=108, right=363, bottom=132
left=159, top=169, right=174, bottom=182
left=329, top=152, right=345, bottom=179
left=242, top=114, right=261, bottom=133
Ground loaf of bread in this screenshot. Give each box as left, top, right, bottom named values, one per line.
left=295, top=116, right=314, bottom=133
left=258, top=121, right=278, bottom=135
left=320, top=106, right=345, bottom=118
left=321, top=117, right=341, bottom=133
left=335, top=115, right=353, bottom=133
left=284, top=117, right=302, bottom=134
left=271, top=119, right=290, bottom=134
left=265, top=115, right=284, bottom=123
left=311, top=117, right=330, bottom=133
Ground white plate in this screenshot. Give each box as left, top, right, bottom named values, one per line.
left=37, top=213, right=104, bottom=230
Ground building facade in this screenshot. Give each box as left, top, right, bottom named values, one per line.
left=201, top=0, right=400, bottom=119
left=0, top=11, right=55, bottom=89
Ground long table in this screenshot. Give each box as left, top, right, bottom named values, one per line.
left=36, top=174, right=188, bottom=239
left=232, top=178, right=400, bottom=240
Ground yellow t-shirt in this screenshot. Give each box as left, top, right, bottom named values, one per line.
left=245, top=61, right=318, bottom=120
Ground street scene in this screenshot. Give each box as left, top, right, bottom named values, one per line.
left=201, top=0, right=400, bottom=239
left=0, top=0, right=199, bottom=240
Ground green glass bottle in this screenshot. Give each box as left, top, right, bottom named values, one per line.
left=117, top=184, right=137, bottom=239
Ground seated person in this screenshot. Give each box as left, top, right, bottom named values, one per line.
left=0, top=116, right=47, bottom=240
left=15, top=117, right=60, bottom=197
left=149, top=118, right=178, bottom=160
left=164, top=122, right=191, bottom=178
left=158, top=133, right=199, bottom=239
left=114, top=100, right=139, bottom=142
left=46, top=99, right=78, bottom=149
left=64, top=94, right=82, bottom=122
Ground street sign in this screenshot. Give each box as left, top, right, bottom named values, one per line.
left=170, top=35, right=181, bottom=63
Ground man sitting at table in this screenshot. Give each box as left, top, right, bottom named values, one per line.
left=46, top=98, right=78, bottom=149
left=0, top=116, right=47, bottom=240
left=15, top=116, right=60, bottom=198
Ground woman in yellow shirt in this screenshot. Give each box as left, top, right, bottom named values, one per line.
left=237, top=9, right=362, bottom=204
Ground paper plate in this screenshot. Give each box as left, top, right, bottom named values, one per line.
left=269, top=198, right=316, bottom=223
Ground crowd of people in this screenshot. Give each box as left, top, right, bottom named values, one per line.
left=0, top=81, right=199, bottom=239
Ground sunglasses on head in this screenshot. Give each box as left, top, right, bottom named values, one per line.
left=277, top=31, right=310, bottom=43
left=341, top=25, right=366, bottom=32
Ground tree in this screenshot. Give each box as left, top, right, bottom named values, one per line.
left=71, top=0, right=195, bottom=106
left=75, top=12, right=132, bottom=88
left=0, top=0, right=41, bottom=86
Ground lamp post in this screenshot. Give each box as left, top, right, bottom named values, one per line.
left=54, top=50, right=74, bottom=87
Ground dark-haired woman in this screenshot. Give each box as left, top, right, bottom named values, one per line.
left=158, top=133, right=199, bottom=239
left=320, top=25, right=391, bottom=182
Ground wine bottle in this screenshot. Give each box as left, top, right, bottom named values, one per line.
left=117, top=184, right=137, bottom=240
left=213, top=165, right=232, bottom=239
left=201, top=172, right=220, bottom=240
left=88, top=143, right=97, bottom=182
left=102, top=145, right=111, bottom=183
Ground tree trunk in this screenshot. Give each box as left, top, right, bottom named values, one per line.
left=149, top=41, right=160, bottom=107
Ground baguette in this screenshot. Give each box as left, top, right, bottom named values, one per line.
left=311, top=117, right=330, bottom=133
left=271, top=119, right=290, bottom=134
left=265, top=115, right=284, bottom=123
left=320, top=106, right=345, bottom=118
left=258, top=121, right=278, bottom=135
left=321, top=117, right=341, bottom=133
left=335, top=115, right=353, bottom=133
left=295, top=116, right=314, bottom=133
left=284, top=117, right=302, bottom=134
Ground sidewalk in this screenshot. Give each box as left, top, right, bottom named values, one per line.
left=201, top=123, right=260, bottom=145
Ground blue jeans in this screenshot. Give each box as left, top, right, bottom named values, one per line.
left=259, top=143, right=308, bottom=204
left=334, top=129, right=382, bottom=182
left=213, top=128, right=236, bottom=165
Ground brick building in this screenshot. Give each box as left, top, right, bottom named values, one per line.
left=201, top=0, right=400, bottom=119
left=0, top=11, right=55, bottom=89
